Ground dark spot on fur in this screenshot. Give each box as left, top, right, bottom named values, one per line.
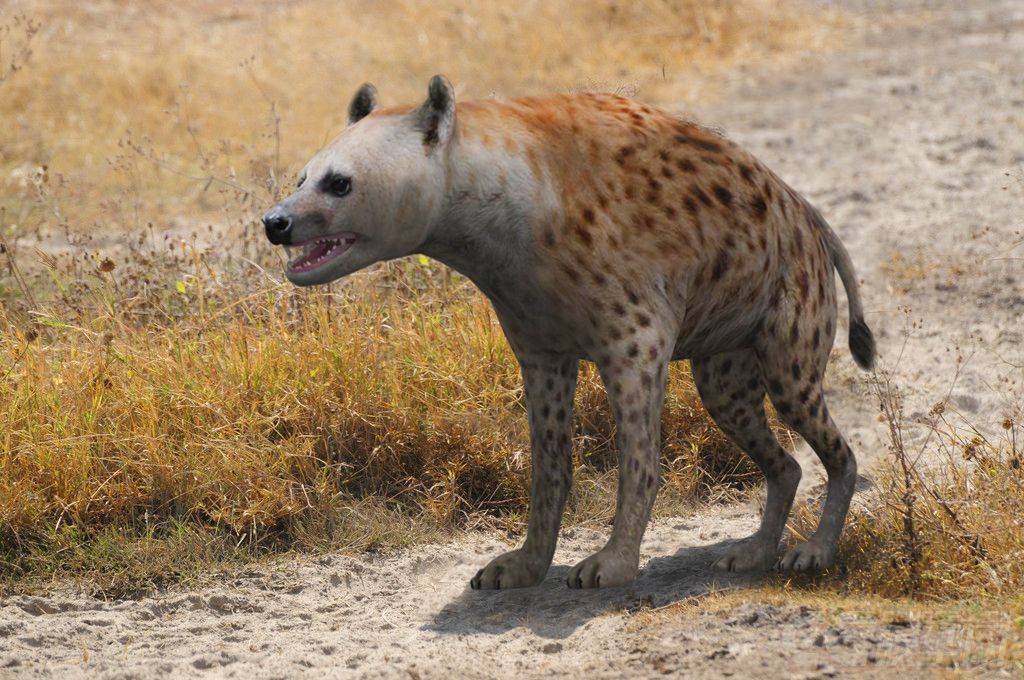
left=711, top=249, right=730, bottom=280
left=750, top=197, right=768, bottom=221
left=797, top=271, right=809, bottom=301
left=582, top=207, right=596, bottom=224
left=575, top=225, right=593, bottom=247
left=693, top=186, right=713, bottom=208
left=712, top=184, right=733, bottom=206
left=636, top=313, right=651, bottom=327
left=674, top=133, right=723, bottom=153
left=676, top=158, right=698, bottom=173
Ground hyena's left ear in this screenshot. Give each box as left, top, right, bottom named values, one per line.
left=347, top=83, right=378, bottom=126
left=416, top=75, right=456, bottom=148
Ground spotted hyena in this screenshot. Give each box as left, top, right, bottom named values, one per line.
left=262, top=76, right=876, bottom=590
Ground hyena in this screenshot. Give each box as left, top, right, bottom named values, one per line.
left=262, top=76, right=876, bottom=590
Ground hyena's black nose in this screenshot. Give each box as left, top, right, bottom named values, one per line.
left=262, top=209, right=293, bottom=245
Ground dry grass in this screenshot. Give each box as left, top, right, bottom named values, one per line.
left=0, top=0, right=842, bottom=230
left=0, top=228, right=767, bottom=595
left=787, top=356, right=1024, bottom=604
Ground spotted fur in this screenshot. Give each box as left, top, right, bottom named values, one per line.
left=263, top=76, right=877, bottom=589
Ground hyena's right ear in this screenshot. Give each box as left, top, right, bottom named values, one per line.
left=347, top=83, right=378, bottom=126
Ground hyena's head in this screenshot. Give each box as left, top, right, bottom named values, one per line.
left=262, top=75, right=456, bottom=286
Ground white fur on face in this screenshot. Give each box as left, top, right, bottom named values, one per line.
left=277, top=114, right=448, bottom=286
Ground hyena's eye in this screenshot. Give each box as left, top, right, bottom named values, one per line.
left=320, top=173, right=353, bottom=198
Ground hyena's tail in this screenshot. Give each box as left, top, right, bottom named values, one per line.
left=810, top=207, right=876, bottom=371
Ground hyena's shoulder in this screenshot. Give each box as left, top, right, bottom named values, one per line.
left=457, top=93, right=795, bottom=272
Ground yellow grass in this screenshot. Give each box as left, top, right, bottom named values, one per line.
left=0, top=0, right=841, bottom=229
left=784, top=367, right=1024, bottom=605
left=0, top=247, right=762, bottom=594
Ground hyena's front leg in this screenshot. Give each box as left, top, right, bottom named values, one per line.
left=567, top=335, right=673, bottom=589
left=471, top=354, right=579, bottom=590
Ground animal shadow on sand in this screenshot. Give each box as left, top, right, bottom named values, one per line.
left=426, top=537, right=769, bottom=640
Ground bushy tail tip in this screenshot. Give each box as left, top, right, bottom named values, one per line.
left=849, top=318, right=876, bottom=371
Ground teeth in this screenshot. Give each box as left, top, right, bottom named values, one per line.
left=286, top=234, right=357, bottom=272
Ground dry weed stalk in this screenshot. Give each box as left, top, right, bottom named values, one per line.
left=792, top=326, right=1023, bottom=601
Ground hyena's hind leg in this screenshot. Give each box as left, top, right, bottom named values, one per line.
left=759, top=346, right=858, bottom=572
left=692, top=351, right=802, bottom=571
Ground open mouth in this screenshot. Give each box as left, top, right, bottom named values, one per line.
left=286, top=233, right=358, bottom=274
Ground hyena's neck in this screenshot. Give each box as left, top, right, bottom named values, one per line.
left=419, top=134, right=554, bottom=320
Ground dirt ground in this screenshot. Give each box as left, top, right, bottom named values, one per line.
left=2, top=0, right=1023, bottom=677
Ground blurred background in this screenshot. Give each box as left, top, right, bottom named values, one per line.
left=0, top=0, right=840, bottom=239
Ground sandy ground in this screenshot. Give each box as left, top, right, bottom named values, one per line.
left=3, top=0, right=1023, bottom=677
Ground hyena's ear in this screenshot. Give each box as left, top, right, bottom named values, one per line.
left=416, top=75, right=456, bottom=148
left=347, top=83, right=378, bottom=126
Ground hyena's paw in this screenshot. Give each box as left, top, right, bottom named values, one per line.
left=470, top=549, right=548, bottom=590
left=566, top=547, right=639, bottom=589
left=712, top=535, right=778, bottom=572
left=778, top=539, right=836, bottom=572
